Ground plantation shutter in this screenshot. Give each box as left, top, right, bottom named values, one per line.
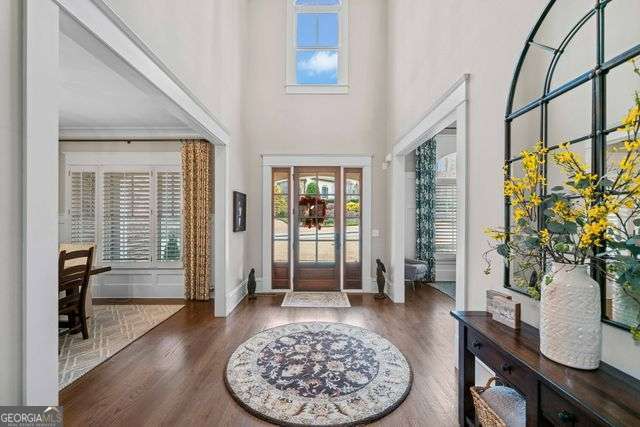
left=435, top=178, right=457, bottom=253
left=157, top=171, right=182, bottom=261
left=69, top=171, right=96, bottom=243
left=102, top=172, right=151, bottom=261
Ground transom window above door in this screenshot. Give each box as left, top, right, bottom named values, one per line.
left=286, top=0, right=349, bottom=94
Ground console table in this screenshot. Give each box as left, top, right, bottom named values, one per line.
left=451, top=311, right=640, bottom=426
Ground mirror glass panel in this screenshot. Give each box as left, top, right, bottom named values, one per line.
left=534, top=0, right=595, bottom=49
left=604, top=0, right=640, bottom=61
left=546, top=140, right=592, bottom=190
left=546, top=80, right=591, bottom=145
left=606, top=55, right=640, bottom=131
left=511, top=46, right=551, bottom=112
left=548, top=15, right=595, bottom=90
left=510, top=107, right=541, bottom=156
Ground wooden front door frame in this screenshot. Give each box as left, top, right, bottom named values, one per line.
left=292, top=166, right=341, bottom=291
left=262, top=155, right=372, bottom=293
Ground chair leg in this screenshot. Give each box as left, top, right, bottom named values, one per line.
left=81, top=315, right=89, bottom=339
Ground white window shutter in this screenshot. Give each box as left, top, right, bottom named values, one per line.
left=69, top=171, right=96, bottom=243
left=435, top=178, right=457, bottom=253
left=102, top=172, right=151, bottom=261
left=157, top=171, right=182, bottom=261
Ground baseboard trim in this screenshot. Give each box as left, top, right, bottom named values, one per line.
left=226, top=278, right=248, bottom=315
left=252, top=277, right=380, bottom=294
left=93, top=297, right=186, bottom=305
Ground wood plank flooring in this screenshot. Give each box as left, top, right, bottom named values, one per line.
left=60, top=286, right=457, bottom=426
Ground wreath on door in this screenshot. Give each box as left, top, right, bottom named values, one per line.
left=299, top=196, right=327, bottom=229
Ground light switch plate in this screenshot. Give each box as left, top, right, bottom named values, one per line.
left=371, top=229, right=380, bottom=237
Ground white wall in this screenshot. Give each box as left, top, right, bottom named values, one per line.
left=245, top=0, right=388, bottom=281
left=387, top=0, right=640, bottom=379
left=104, top=0, right=251, bottom=305
left=0, top=0, right=22, bottom=404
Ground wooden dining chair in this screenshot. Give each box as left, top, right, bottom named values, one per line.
left=58, top=247, right=94, bottom=339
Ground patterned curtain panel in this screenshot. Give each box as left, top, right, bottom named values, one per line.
left=415, top=139, right=436, bottom=282
left=182, top=140, right=213, bottom=300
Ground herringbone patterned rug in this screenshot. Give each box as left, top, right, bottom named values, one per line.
left=58, top=304, right=184, bottom=389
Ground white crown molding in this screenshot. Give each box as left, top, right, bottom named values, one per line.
left=59, top=126, right=200, bottom=140
left=54, top=0, right=230, bottom=145
left=63, top=151, right=180, bottom=166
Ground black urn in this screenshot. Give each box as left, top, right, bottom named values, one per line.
left=375, top=259, right=387, bottom=299
left=247, top=268, right=257, bottom=300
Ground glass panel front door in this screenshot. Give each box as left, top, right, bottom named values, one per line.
left=344, top=168, right=362, bottom=288
left=272, top=168, right=291, bottom=289
left=293, top=167, right=340, bottom=291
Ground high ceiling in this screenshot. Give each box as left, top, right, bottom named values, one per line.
left=59, top=32, right=187, bottom=133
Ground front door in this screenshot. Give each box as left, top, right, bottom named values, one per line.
left=293, top=167, right=340, bottom=291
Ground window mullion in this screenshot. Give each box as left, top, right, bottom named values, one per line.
left=295, top=5, right=340, bottom=13
left=295, top=47, right=338, bottom=51
left=96, top=167, right=104, bottom=265
left=150, top=167, right=157, bottom=263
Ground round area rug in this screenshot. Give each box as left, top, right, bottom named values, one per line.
left=225, top=322, right=412, bottom=426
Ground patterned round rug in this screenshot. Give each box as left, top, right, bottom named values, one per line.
left=225, top=322, right=412, bottom=426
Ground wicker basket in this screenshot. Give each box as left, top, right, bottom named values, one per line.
left=470, top=377, right=507, bottom=427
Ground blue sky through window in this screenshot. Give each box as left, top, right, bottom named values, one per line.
left=297, top=13, right=338, bottom=47
left=296, top=50, right=338, bottom=84
left=296, top=12, right=338, bottom=84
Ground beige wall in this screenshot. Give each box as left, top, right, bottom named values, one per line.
left=104, top=0, right=251, bottom=288
left=0, top=0, right=22, bottom=404
left=387, top=0, right=640, bottom=379
left=244, top=0, right=388, bottom=279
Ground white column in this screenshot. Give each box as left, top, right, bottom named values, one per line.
left=261, top=164, right=272, bottom=291
left=214, top=145, right=229, bottom=316
left=389, top=155, right=406, bottom=303
left=23, top=0, right=59, bottom=405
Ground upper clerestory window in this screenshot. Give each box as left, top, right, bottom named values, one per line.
left=286, top=0, right=349, bottom=94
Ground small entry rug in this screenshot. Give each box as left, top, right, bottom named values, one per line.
left=58, top=304, right=184, bottom=389
left=429, top=281, right=456, bottom=300
left=225, top=322, right=412, bottom=426
left=281, top=292, right=351, bottom=308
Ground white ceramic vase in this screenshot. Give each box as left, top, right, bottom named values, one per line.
left=540, top=262, right=601, bottom=370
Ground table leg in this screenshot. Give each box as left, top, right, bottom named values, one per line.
left=458, top=323, right=475, bottom=426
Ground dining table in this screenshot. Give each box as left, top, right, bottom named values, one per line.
left=90, top=266, right=112, bottom=276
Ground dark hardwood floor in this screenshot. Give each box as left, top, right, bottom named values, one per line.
left=60, top=286, right=457, bottom=426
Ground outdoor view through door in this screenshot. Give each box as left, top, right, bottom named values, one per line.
left=271, top=166, right=362, bottom=291
left=295, top=167, right=340, bottom=291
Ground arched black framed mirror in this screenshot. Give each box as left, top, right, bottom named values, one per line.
left=504, top=0, right=640, bottom=331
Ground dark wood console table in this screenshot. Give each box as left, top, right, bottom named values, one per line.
left=451, top=311, right=640, bottom=426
